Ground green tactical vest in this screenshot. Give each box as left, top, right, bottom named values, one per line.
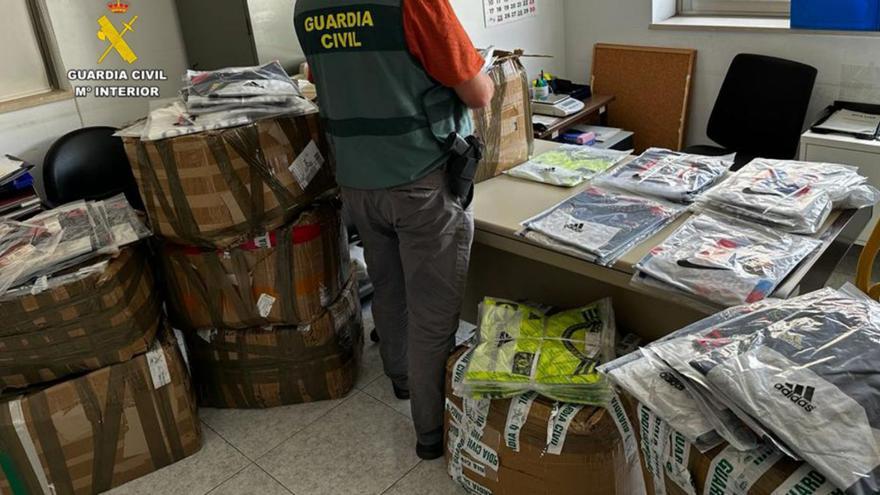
left=294, top=0, right=472, bottom=190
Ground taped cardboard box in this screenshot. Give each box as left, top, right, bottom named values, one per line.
left=186, top=275, right=363, bottom=409
left=122, top=113, right=335, bottom=248
left=0, top=330, right=201, bottom=495
left=472, top=50, right=534, bottom=183
left=444, top=347, right=645, bottom=495
left=0, top=247, right=162, bottom=391
left=162, top=201, right=349, bottom=331
left=625, top=397, right=845, bottom=495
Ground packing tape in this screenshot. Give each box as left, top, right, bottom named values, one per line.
left=667, top=430, right=697, bottom=495
left=504, top=391, right=537, bottom=452
left=638, top=404, right=669, bottom=495
left=463, top=430, right=500, bottom=471
left=771, top=464, right=844, bottom=495
left=460, top=474, right=494, bottom=495
left=8, top=400, right=54, bottom=495
left=446, top=398, right=465, bottom=426
left=704, top=444, right=783, bottom=495
left=461, top=452, right=490, bottom=478
left=607, top=391, right=639, bottom=463
left=463, top=397, right=490, bottom=437
left=545, top=402, right=583, bottom=456
left=451, top=348, right=474, bottom=398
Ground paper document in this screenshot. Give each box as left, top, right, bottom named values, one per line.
left=532, top=114, right=561, bottom=127
left=0, top=156, right=24, bottom=181
left=814, top=109, right=880, bottom=136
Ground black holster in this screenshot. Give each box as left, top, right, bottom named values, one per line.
left=444, top=133, right=484, bottom=209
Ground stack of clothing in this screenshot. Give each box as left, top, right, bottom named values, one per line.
left=695, top=158, right=879, bottom=234
left=602, top=286, right=880, bottom=495
left=505, top=145, right=631, bottom=187
left=0, top=194, right=150, bottom=297
left=632, top=213, right=821, bottom=307
left=459, top=297, right=616, bottom=405
left=135, top=61, right=318, bottom=141
left=520, top=186, right=685, bottom=266
left=593, top=148, right=731, bottom=203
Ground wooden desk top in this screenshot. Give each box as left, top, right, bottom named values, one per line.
left=472, top=140, right=861, bottom=312
left=534, top=95, right=615, bottom=140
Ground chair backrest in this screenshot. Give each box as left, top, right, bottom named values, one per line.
left=707, top=54, right=817, bottom=159
left=857, top=219, right=880, bottom=300
left=591, top=43, right=697, bottom=153
left=42, top=126, right=143, bottom=209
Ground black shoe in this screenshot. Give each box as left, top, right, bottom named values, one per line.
left=392, top=383, right=410, bottom=400
left=416, top=440, right=444, bottom=460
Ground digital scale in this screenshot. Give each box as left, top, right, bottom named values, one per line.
left=531, top=94, right=586, bottom=117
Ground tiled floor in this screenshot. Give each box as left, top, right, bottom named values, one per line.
left=106, top=308, right=466, bottom=495
left=106, top=246, right=870, bottom=495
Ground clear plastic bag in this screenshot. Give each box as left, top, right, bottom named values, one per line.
left=687, top=286, right=880, bottom=495
left=97, top=194, right=152, bottom=246
left=521, top=186, right=686, bottom=266
left=0, top=220, right=62, bottom=297
left=594, top=148, right=731, bottom=203
left=696, top=159, right=879, bottom=234
left=461, top=297, right=617, bottom=405
left=633, top=213, right=821, bottom=306
left=505, top=145, right=631, bottom=187
left=184, top=61, right=301, bottom=99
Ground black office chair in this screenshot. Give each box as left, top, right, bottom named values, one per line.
left=684, top=54, right=818, bottom=170
left=42, top=126, right=143, bottom=209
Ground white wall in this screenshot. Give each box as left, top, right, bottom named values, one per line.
left=564, top=0, right=880, bottom=147
left=0, top=0, right=187, bottom=164
left=451, top=0, right=568, bottom=79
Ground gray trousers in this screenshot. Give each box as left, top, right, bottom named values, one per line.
left=342, top=169, right=474, bottom=444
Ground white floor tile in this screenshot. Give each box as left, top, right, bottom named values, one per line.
left=105, top=425, right=249, bottom=495
left=201, top=396, right=348, bottom=460
left=258, top=392, right=420, bottom=495
left=363, top=374, right=413, bottom=419
left=208, top=464, right=292, bottom=495
left=383, top=461, right=466, bottom=495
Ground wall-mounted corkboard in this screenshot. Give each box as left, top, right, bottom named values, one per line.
left=591, top=44, right=697, bottom=152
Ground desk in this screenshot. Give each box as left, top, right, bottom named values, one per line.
left=533, top=95, right=614, bottom=141
left=463, top=140, right=871, bottom=340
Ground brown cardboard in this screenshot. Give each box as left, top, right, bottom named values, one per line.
left=122, top=113, right=336, bottom=249
left=472, top=50, right=534, bottom=183
left=623, top=395, right=845, bottom=495
left=0, top=247, right=161, bottom=391
left=162, top=202, right=349, bottom=331
left=444, top=347, right=645, bottom=495
left=0, top=330, right=201, bottom=495
left=186, top=275, right=363, bottom=409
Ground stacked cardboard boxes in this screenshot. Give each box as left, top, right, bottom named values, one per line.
left=0, top=199, right=203, bottom=492
left=444, top=348, right=645, bottom=495
left=123, top=114, right=362, bottom=409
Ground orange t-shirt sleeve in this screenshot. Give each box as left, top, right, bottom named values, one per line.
left=402, top=0, right=484, bottom=88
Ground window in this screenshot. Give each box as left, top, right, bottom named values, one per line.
left=0, top=0, right=59, bottom=104
left=678, top=0, right=790, bottom=16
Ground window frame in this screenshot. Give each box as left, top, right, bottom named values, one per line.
left=677, top=0, right=791, bottom=17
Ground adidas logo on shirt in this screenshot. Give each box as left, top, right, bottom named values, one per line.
left=564, top=222, right=585, bottom=233
left=774, top=382, right=816, bottom=413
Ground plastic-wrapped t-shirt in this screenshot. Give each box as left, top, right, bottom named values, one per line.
left=594, top=148, right=731, bottom=203
left=521, top=186, right=686, bottom=266
left=696, top=159, right=880, bottom=234
left=184, top=61, right=301, bottom=99
left=688, top=286, right=880, bottom=495
left=0, top=220, right=62, bottom=297
left=633, top=213, right=821, bottom=307
left=505, top=145, right=631, bottom=187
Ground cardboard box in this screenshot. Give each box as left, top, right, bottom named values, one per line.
left=444, top=347, right=645, bottom=495
left=162, top=202, right=349, bottom=331
left=122, top=113, right=336, bottom=249
left=472, top=50, right=534, bottom=183
left=624, top=396, right=845, bottom=495
left=0, top=330, right=201, bottom=495
left=0, top=247, right=162, bottom=391
left=186, top=275, right=363, bottom=409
